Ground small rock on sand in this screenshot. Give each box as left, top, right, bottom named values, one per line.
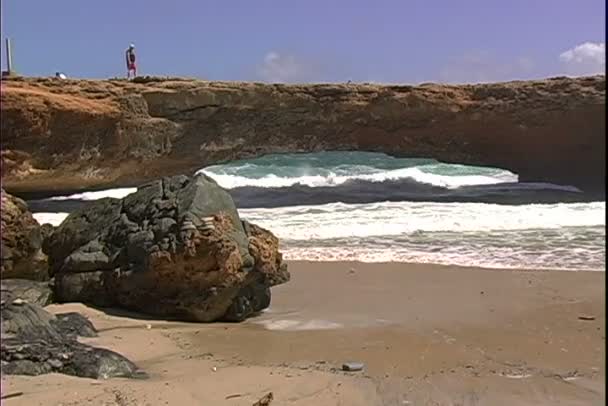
left=342, top=362, right=364, bottom=372
left=578, top=315, right=595, bottom=321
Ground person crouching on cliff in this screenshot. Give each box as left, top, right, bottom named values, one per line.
left=126, top=43, right=137, bottom=79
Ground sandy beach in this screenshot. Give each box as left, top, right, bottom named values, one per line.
left=2, top=261, right=604, bottom=405
left=1, top=2, right=605, bottom=405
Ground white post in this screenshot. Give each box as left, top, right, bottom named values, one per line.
left=5, top=38, right=12, bottom=74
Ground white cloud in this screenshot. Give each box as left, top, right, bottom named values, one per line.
left=559, top=42, right=605, bottom=76
left=560, top=42, right=605, bottom=64
left=257, top=51, right=310, bottom=83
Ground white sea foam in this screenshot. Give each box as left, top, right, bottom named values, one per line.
left=239, top=201, right=606, bottom=270
left=31, top=199, right=605, bottom=270
left=38, top=200, right=605, bottom=237
left=239, top=201, right=606, bottom=239
left=48, top=188, right=137, bottom=201
left=30, top=148, right=605, bottom=273
left=280, top=243, right=605, bottom=271
left=253, top=319, right=343, bottom=331
left=200, top=166, right=518, bottom=189
left=198, top=152, right=519, bottom=189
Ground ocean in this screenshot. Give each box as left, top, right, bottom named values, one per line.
left=30, top=152, right=605, bottom=271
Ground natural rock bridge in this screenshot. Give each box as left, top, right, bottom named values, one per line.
left=1, top=75, right=605, bottom=199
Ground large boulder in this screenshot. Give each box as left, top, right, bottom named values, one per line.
left=44, top=174, right=289, bottom=322
left=1, top=188, right=48, bottom=280
left=1, top=301, right=143, bottom=379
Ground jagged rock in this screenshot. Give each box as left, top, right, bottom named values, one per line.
left=2, top=301, right=62, bottom=341
left=222, top=282, right=271, bottom=322
left=1, top=340, right=141, bottom=379
left=1, top=189, right=48, bottom=280
left=40, top=223, right=56, bottom=248
left=51, top=312, right=97, bottom=338
left=0, top=301, right=142, bottom=379
left=245, top=221, right=290, bottom=286
left=221, top=221, right=288, bottom=322
left=44, top=174, right=289, bottom=322
left=0, top=278, right=54, bottom=306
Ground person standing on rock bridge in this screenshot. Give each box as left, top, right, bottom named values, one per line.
left=126, top=43, right=137, bottom=79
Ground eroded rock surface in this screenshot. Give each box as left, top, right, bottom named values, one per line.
left=0, top=301, right=142, bottom=379
left=1, top=76, right=604, bottom=197
left=1, top=278, right=54, bottom=306
left=1, top=188, right=48, bottom=280
left=44, top=174, right=289, bottom=322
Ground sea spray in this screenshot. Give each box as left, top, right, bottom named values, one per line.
left=199, top=151, right=518, bottom=189
left=30, top=152, right=605, bottom=271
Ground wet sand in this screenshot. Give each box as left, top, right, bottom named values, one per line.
left=2, top=261, right=605, bottom=405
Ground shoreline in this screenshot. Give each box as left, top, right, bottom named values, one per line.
left=287, top=259, right=606, bottom=273
left=3, top=261, right=605, bottom=405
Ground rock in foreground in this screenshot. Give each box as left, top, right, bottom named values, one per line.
left=1, top=278, right=54, bottom=306
left=1, top=301, right=142, bottom=379
left=45, top=174, right=289, bottom=322
left=1, top=188, right=48, bottom=280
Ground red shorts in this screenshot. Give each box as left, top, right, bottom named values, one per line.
left=128, top=62, right=136, bottom=71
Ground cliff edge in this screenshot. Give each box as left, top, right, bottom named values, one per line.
left=1, top=75, right=605, bottom=198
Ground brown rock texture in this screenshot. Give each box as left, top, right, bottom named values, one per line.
left=43, top=174, right=289, bottom=322
left=1, top=188, right=48, bottom=280
left=245, top=221, right=289, bottom=286
left=1, top=75, right=605, bottom=197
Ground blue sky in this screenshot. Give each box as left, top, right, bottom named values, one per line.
left=1, top=0, right=605, bottom=83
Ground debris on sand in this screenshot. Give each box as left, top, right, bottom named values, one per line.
left=342, top=362, right=365, bottom=372
left=252, top=392, right=273, bottom=406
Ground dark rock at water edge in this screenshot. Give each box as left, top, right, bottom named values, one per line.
left=1, top=301, right=143, bottom=379
left=222, top=281, right=271, bottom=322
left=1, top=340, right=143, bottom=379
left=44, top=174, right=289, bottom=322
left=1, top=189, right=49, bottom=280
left=1, top=278, right=54, bottom=306
left=3, top=301, right=97, bottom=342
left=2, top=300, right=62, bottom=341
left=51, top=312, right=98, bottom=338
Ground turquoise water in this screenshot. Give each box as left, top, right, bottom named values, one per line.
left=34, top=152, right=605, bottom=270
left=200, top=151, right=517, bottom=189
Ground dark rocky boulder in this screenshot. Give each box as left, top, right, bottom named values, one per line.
left=1, top=340, right=142, bottom=379
left=1, top=301, right=143, bottom=379
left=1, top=278, right=54, bottom=306
left=2, top=300, right=61, bottom=341
left=44, top=174, right=289, bottom=322
left=40, top=222, right=56, bottom=249
left=51, top=312, right=98, bottom=338
left=1, top=188, right=48, bottom=280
